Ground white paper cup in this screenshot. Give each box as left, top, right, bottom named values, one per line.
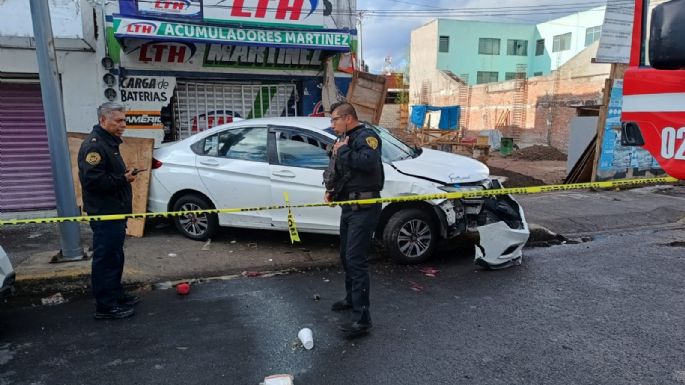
left=298, top=327, right=314, bottom=350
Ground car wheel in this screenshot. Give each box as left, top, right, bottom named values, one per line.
left=172, top=194, right=218, bottom=241
left=383, top=208, right=436, bottom=264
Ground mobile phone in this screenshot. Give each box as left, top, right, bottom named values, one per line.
left=131, top=168, right=147, bottom=176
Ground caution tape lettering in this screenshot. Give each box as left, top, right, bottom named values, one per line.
left=0, top=176, right=678, bottom=227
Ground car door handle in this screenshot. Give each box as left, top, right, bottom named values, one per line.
left=199, top=159, right=220, bottom=166
left=272, top=170, right=296, bottom=178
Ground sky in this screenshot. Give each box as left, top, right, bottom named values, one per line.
left=356, top=0, right=610, bottom=74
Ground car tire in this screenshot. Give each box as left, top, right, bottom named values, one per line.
left=172, top=194, right=218, bottom=241
left=382, top=208, right=437, bottom=264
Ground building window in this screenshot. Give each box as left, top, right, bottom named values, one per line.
left=535, top=39, right=545, bottom=56
left=477, top=71, right=499, bottom=84
left=439, top=36, right=450, bottom=53
left=533, top=71, right=543, bottom=76
left=507, top=39, right=528, bottom=56
left=552, top=32, right=572, bottom=52
left=505, top=72, right=518, bottom=81
left=585, top=25, right=602, bottom=46
left=478, top=38, right=500, bottom=55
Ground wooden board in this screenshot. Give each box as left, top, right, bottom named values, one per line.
left=346, top=71, right=388, bottom=124
left=591, top=78, right=614, bottom=181
left=68, top=133, right=154, bottom=237
left=565, top=135, right=597, bottom=183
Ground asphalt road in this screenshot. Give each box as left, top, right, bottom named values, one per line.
left=1, top=227, right=684, bottom=385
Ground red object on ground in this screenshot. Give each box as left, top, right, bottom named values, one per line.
left=420, top=267, right=440, bottom=277
left=176, top=282, right=190, bottom=295
left=409, top=281, right=424, bottom=292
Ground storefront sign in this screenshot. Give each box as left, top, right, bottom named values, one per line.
left=204, top=44, right=322, bottom=68
left=126, top=41, right=199, bottom=64
left=113, top=16, right=351, bottom=50
left=138, top=0, right=202, bottom=18
left=202, top=0, right=324, bottom=28
left=120, top=76, right=176, bottom=129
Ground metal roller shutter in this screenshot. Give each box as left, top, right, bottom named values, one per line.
left=174, top=82, right=299, bottom=139
left=0, top=82, right=56, bottom=213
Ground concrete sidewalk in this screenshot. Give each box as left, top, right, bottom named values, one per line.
left=4, top=184, right=684, bottom=300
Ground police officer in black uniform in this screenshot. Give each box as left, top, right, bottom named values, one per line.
left=78, top=102, right=140, bottom=320
left=324, top=102, right=384, bottom=337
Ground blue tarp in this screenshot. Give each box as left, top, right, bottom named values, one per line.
left=410, top=105, right=460, bottom=130
left=410, top=105, right=428, bottom=127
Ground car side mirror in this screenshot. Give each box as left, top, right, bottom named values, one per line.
left=649, top=0, right=685, bottom=70
left=621, top=122, right=645, bottom=146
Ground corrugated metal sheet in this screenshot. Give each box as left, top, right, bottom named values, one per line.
left=0, top=83, right=56, bottom=212
left=174, top=82, right=299, bottom=139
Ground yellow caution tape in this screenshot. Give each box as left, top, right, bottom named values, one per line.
left=0, top=176, right=678, bottom=227
left=284, top=192, right=300, bottom=244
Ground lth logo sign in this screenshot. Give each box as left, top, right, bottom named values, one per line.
left=232, top=0, right=308, bottom=20
left=203, top=0, right=324, bottom=27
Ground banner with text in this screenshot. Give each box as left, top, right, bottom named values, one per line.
left=120, top=76, right=176, bottom=129
left=137, top=0, right=203, bottom=18
left=113, top=16, right=351, bottom=51
left=595, top=0, right=634, bottom=64
left=202, top=0, right=325, bottom=28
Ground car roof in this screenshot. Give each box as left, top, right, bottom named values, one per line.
left=219, top=116, right=331, bottom=132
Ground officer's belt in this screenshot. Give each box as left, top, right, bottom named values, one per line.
left=346, top=191, right=381, bottom=200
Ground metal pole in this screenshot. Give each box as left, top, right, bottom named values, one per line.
left=356, top=11, right=364, bottom=71
left=29, top=0, right=83, bottom=260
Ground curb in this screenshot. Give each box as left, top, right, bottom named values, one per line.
left=8, top=225, right=571, bottom=304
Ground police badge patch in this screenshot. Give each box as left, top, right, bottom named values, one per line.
left=366, top=137, right=378, bottom=150
left=85, top=152, right=101, bottom=165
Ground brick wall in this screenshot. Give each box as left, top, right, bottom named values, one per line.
left=459, top=74, right=607, bottom=151
left=380, top=104, right=401, bottom=130
left=415, top=41, right=611, bottom=153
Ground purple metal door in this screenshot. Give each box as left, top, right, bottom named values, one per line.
left=0, top=82, right=56, bottom=212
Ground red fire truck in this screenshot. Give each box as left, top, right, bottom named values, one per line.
left=622, top=0, right=685, bottom=179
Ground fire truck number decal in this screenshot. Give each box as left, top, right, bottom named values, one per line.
left=661, top=127, right=685, bottom=160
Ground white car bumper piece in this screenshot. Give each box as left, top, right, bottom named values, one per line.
left=474, top=198, right=530, bottom=270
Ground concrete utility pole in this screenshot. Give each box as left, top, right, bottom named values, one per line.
left=356, top=11, right=364, bottom=71
left=29, top=0, right=83, bottom=261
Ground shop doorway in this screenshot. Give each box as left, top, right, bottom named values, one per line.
left=173, top=81, right=299, bottom=140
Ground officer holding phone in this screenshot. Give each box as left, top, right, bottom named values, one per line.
left=325, top=102, right=384, bottom=338
left=78, top=102, right=140, bottom=320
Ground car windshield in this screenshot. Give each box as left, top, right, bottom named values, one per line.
left=324, top=124, right=419, bottom=162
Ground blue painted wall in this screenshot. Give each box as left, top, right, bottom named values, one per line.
left=436, top=20, right=535, bottom=84
left=432, top=6, right=606, bottom=84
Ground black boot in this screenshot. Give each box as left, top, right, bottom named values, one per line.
left=331, top=299, right=353, bottom=311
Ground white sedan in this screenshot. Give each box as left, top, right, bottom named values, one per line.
left=148, top=117, right=529, bottom=267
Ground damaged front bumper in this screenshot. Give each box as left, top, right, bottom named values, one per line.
left=473, top=182, right=529, bottom=269
left=435, top=178, right=530, bottom=269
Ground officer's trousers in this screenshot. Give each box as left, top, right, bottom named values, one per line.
left=339, top=203, right=381, bottom=323
left=90, top=220, right=127, bottom=311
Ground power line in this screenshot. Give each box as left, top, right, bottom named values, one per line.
left=375, top=0, right=446, bottom=10
left=134, top=0, right=632, bottom=17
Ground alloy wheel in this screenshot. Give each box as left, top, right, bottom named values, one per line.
left=178, top=202, right=209, bottom=237
left=396, top=219, right=432, bottom=259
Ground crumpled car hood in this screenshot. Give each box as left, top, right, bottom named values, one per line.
left=391, top=148, right=490, bottom=184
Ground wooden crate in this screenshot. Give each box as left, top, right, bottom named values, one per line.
left=346, top=71, right=388, bottom=125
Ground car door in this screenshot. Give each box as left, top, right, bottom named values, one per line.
left=268, top=126, right=340, bottom=233
left=194, top=126, right=271, bottom=228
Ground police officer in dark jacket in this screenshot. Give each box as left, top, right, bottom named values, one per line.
left=78, top=102, right=140, bottom=320
left=324, top=102, right=384, bottom=337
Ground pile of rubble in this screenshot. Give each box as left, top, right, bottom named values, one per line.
left=512, top=145, right=567, bottom=161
